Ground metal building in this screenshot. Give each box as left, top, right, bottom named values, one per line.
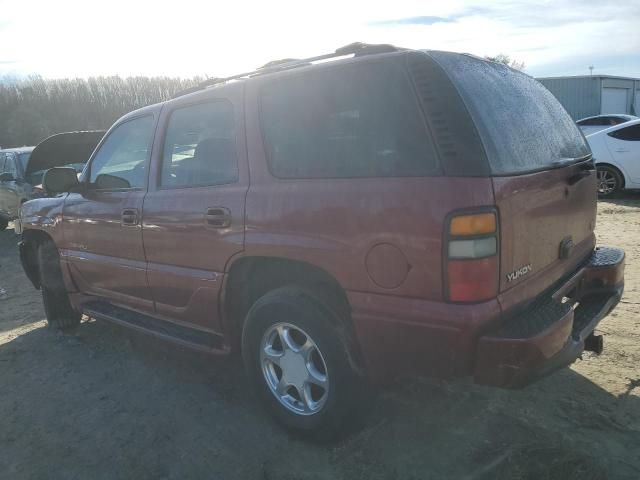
left=537, top=75, right=639, bottom=120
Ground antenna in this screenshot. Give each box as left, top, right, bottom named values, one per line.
left=589, top=65, right=594, bottom=76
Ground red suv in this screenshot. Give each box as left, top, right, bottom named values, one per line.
left=17, top=43, right=624, bottom=438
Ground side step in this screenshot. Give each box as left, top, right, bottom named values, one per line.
left=83, top=301, right=228, bottom=354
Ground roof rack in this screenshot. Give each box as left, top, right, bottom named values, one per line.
left=172, top=42, right=401, bottom=98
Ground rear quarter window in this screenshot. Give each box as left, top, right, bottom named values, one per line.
left=428, top=52, right=590, bottom=175
left=608, top=124, right=640, bottom=141
left=260, top=60, right=439, bottom=179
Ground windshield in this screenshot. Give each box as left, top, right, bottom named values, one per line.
left=18, top=152, right=31, bottom=170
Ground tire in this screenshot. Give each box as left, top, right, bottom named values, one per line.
left=0, top=217, right=7, bottom=232
left=597, top=165, right=623, bottom=197
left=242, top=286, right=369, bottom=440
left=37, top=240, right=81, bottom=330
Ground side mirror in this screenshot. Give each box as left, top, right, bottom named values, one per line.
left=43, top=167, right=79, bottom=195
left=0, top=172, right=15, bottom=182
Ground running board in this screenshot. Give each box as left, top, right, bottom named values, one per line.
left=83, top=301, right=229, bottom=354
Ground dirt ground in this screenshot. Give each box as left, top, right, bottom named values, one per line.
left=1, top=198, right=639, bottom=480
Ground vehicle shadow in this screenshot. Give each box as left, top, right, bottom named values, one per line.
left=600, top=190, right=640, bottom=208
left=0, top=226, right=43, bottom=334
left=0, top=317, right=638, bottom=480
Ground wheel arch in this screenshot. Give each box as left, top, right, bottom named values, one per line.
left=20, top=229, right=56, bottom=289
left=596, top=162, right=626, bottom=189
left=223, top=256, right=361, bottom=363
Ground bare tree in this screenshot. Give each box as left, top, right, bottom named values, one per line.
left=0, top=76, right=202, bottom=147
left=484, top=54, right=526, bottom=71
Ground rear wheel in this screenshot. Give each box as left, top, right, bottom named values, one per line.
left=37, top=240, right=81, bottom=330
left=597, top=165, right=623, bottom=197
left=242, top=287, right=368, bottom=439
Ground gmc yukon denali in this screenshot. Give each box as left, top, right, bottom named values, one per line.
left=17, top=43, right=625, bottom=438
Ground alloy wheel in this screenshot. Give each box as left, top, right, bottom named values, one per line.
left=260, top=323, right=329, bottom=415
left=597, top=169, right=617, bottom=195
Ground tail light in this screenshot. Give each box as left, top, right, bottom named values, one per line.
left=445, top=211, right=499, bottom=302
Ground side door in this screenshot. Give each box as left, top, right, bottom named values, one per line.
left=61, top=110, right=159, bottom=313
left=605, top=124, right=640, bottom=182
left=0, top=153, right=22, bottom=218
left=142, top=86, right=247, bottom=332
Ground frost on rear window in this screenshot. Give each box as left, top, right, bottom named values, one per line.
left=430, top=52, right=590, bottom=175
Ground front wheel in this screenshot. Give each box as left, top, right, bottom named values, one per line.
left=242, top=287, right=369, bottom=439
left=597, top=165, right=623, bottom=197
left=37, top=240, right=81, bottom=330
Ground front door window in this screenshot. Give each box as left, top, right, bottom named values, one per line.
left=88, top=115, right=155, bottom=189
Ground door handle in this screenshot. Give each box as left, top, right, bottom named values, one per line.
left=205, top=207, right=231, bottom=228
left=121, top=208, right=139, bottom=226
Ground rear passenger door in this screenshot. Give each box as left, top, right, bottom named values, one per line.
left=142, top=85, right=248, bottom=333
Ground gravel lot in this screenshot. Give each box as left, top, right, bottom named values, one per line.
left=1, top=197, right=639, bottom=480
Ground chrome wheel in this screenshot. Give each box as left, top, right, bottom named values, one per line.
left=260, top=323, right=329, bottom=416
left=597, top=168, right=618, bottom=195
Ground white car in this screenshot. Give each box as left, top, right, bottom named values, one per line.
left=586, top=118, right=640, bottom=196
left=577, top=114, right=637, bottom=136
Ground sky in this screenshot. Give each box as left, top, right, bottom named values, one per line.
left=0, top=0, right=638, bottom=80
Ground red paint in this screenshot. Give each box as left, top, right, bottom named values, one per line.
left=17, top=51, right=625, bottom=390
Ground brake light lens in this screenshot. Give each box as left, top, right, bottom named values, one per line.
left=446, top=211, right=499, bottom=303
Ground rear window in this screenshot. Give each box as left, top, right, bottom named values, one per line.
left=429, top=52, right=590, bottom=175
left=578, top=117, right=608, bottom=126
left=611, top=116, right=631, bottom=125
left=260, top=60, right=439, bottom=178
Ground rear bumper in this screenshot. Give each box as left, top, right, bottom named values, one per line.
left=474, top=246, right=624, bottom=388
left=348, top=247, right=624, bottom=387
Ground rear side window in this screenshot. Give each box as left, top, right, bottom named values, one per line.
left=429, top=52, right=590, bottom=175
left=608, top=124, right=640, bottom=141
left=161, top=101, right=238, bottom=188
left=261, top=61, right=438, bottom=178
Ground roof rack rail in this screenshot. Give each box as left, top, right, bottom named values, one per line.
left=172, top=42, right=401, bottom=98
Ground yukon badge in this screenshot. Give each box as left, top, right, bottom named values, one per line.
left=507, top=264, right=532, bottom=283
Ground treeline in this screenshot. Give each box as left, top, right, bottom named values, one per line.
left=0, top=75, right=202, bottom=148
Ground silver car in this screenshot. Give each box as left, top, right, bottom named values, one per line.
left=0, top=131, right=105, bottom=231
left=0, top=147, right=36, bottom=231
